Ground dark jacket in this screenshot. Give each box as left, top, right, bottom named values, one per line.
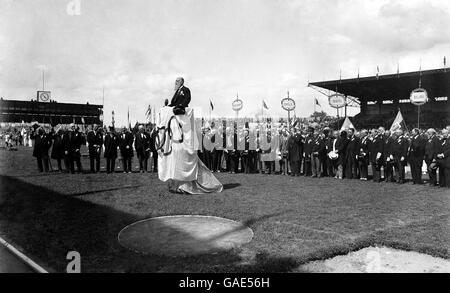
left=408, top=134, right=426, bottom=160
left=287, top=133, right=303, bottom=162
left=119, top=131, right=134, bottom=158
left=32, top=132, right=52, bottom=158
left=68, top=131, right=84, bottom=158
left=425, top=136, right=441, bottom=163
left=392, top=135, right=409, bottom=165
left=336, top=135, right=348, bottom=166
left=104, top=133, right=119, bottom=159
left=51, top=132, right=65, bottom=159
left=440, top=137, right=450, bottom=168
left=87, top=130, right=103, bottom=156
left=303, top=134, right=314, bottom=156
left=169, top=86, right=191, bottom=108
left=311, top=135, right=325, bottom=156
left=368, top=135, right=384, bottom=163
left=345, top=135, right=360, bottom=160
left=358, top=136, right=370, bottom=161
left=135, top=131, right=151, bottom=158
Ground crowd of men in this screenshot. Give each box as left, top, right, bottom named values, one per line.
left=3, top=120, right=450, bottom=188
left=29, top=123, right=159, bottom=174
left=197, top=123, right=450, bottom=188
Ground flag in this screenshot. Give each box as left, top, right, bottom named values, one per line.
left=315, top=98, right=321, bottom=107
left=210, top=99, right=214, bottom=111
left=376, top=66, right=379, bottom=79
left=444, top=56, right=446, bottom=67
left=340, top=116, right=355, bottom=131
left=145, top=105, right=152, bottom=117
left=263, top=100, right=269, bottom=110
left=81, top=116, right=85, bottom=124
left=390, top=110, right=407, bottom=132
left=397, top=62, right=400, bottom=76
left=357, top=68, right=360, bottom=80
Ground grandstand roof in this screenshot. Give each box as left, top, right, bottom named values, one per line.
left=308, top=68, right=450, bottom=101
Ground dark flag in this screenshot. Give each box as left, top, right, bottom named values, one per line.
left=210, top=99, right=214, bottom=111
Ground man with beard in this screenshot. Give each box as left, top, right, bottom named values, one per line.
left=345, top=128, right=360, bottom=179
left=135, top=125, right=151, bottom=173
left=408, top=128, right=426, bottom=184
left=119, top=127, right=134, bottom=173
left=87, top=124, right=103, bottom=173
left=383, top=130, right=395, bottom=183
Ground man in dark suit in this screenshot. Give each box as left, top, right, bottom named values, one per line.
left=392, top=129, right=409, bottom=184
left=437, top=129, right=450, bottom=188
left=67, top=124, right=84, bottom=174
left=303, top=128, right=314, bottom=176
left=87, top=124, right=103, bottom=173
left=425, top=128, right=441, bottom=186
left=311, top=129, right=325, bottom=178
left=408, top=128, right=426, bottom=184
left=150, top=126, right=159, bottom=172
left=345, top=128, right=360, bottom=179
left=31, top=126, right=52, bottom=172
left=288, top=127, right=303, bottom=176
left=119, top=127, right=134, bottom=173
left=104, top=127, right=119, bottom=174
left=368, top=128, right=384, bottom=182
left=357, top=129, right=370, bottom=180
left=383, top=130, right=395, bottom=183
left=135, top=125, right=151, bottom=173
left=169, top=77, right=191, bottom=113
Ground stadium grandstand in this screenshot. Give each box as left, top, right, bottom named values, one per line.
left=0, top=95, right=103, bottom=126
left=308, top=68, right=450, bottom=129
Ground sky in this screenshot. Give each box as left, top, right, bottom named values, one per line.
left=1, top=0, right=449, bottom=126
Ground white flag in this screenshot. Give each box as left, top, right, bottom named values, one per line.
left=340, top=116, right=355, bottom=131
left=390, top=110, right=405, bottom=132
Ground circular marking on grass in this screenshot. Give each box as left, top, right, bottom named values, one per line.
left=118, top=215, right=253, bottom=256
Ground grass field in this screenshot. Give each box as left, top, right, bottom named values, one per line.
left=0, top=146, right=449, bottom=273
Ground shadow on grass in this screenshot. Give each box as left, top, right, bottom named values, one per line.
left=0, top=175, right=299, bottom=273
left=223, top=183, right=241, bottom=190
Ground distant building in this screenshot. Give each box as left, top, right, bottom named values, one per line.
left=0, top=98, right=103, bottom=125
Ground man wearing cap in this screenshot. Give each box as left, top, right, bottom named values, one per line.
left=408, top=128, right=426, bottom=184
left=135, top=125, right=151, bottom=173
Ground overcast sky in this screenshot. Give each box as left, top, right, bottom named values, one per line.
left=1, top=0, right=449, bottom=126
